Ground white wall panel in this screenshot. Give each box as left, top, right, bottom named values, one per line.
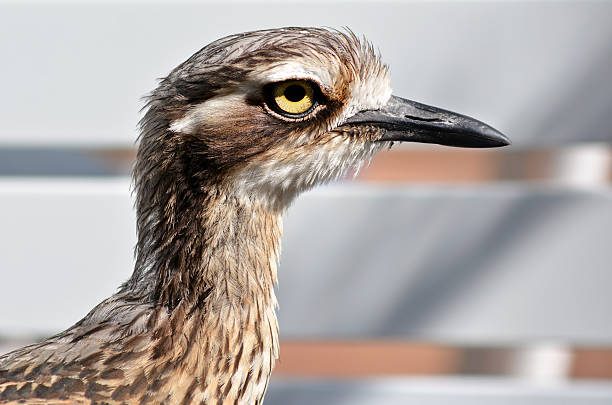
left=0, top=178, right=135, bottom=335
left=1, top=179, right=611, bottom=344
left=266, top=378, right=612, bottom=405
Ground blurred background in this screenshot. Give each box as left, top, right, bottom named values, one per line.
left=1, top=0, right=611, bottom=403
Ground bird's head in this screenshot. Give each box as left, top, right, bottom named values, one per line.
left=138, top=27, right=509, bottom=211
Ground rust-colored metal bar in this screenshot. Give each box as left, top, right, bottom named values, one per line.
left=274, top=341, right=461, bottom=376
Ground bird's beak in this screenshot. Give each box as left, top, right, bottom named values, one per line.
left=342, top=95, right=510, bottom=148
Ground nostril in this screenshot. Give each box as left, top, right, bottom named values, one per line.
left=403, top=114, right=443, bottom=123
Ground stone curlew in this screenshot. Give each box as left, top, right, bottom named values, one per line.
left=0, top=27, right=509, bottom=404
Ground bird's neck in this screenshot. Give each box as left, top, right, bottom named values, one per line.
left=120, top=119, right=284, bottom=401
left=128, top=183, right=282, bottom=312
left=119, top=181, right=282, bottom=402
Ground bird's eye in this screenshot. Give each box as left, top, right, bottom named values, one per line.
left=265, top=80, right=318, bottom=118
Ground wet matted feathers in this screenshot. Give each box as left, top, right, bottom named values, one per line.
left=0, top=27, right=508, bottom=405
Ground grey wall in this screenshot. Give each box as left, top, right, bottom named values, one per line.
left=1, top=181, right=611, bottom=345
left=1, top=2, right=611, bottom=403
left=1, top=1, right=611, bottom=147
left=266, top=378, right=612, bottom=405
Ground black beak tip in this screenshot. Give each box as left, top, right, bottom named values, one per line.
left=428, top=124, right=511, bottom=149
left=478, top=126, right=511, bottom=148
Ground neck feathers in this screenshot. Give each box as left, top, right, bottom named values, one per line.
left=112, top=101, right=282, bottom=403
left=126, top=102, right=283, bottom=311
left=126, top=138, right=282, bottom=312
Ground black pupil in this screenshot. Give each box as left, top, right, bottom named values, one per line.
left=284, top=84, right=306, bottom=102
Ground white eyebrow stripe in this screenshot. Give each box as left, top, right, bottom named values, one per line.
left=169, top=94, right=245, bottom=134
left=257, top=62, right=332, bottom=91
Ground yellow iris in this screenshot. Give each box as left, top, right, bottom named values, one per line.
left=272, top=81, right=315, bottom=115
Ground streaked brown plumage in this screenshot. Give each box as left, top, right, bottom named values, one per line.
left=0, top=27, right=508, bottom=404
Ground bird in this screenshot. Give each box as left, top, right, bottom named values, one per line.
left=0, top=27, right=509, bottom=404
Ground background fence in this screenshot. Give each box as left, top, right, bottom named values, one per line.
left=1, top=1, right=611, bottom=403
